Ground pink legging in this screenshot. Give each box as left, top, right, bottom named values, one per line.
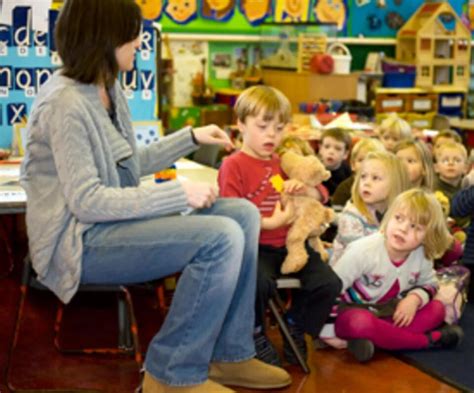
left=334, top=300, right=445, bottom=350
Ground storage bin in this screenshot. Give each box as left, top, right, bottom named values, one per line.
left=382, top=58, right=416, bottom=74
left=406, top=112, right=436, bottom=129
left=375, top=93, right=406, bottom=113
left=382, top=72, right=416, bottom=88
left=406, top=93, right=437, bottom=113
left=438, top=93, right=465, bottom=116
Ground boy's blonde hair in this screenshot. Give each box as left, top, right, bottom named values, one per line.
left=380, top=189, right=452, bottom=260
left=433, top=129, right=462, bottom=146
left=352, top=151, right=410, bottom=224
left=321, top=128, right=352, bottom=151
left=394, top=139, right=435, bottom=190
left=379, top=113, right=412, bottom=140
left=434, top=141, right=468, bottom=162
left=350, top=137, right=385, bottom=166
left=234, top=85, right=292, bottom=124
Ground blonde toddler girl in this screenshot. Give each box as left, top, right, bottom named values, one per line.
left=334, top=189, right=463, bottom=362
left=330, top=151, right=410, bottom=266
left=378, top=113, right=412, bottom=152
left=395, top=139, right=435, bottom=189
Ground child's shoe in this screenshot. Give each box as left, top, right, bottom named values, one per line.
left=428, top=325, right=464, bottom=349
left=254, top=331, right=282, bottom=366
left=347, top=339, right=375, bottom=363
left=281, top=316, right=307, bottom=365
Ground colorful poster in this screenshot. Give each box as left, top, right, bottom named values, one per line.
left=239, top=0, right=271, bottom=25
left=0, top=4, right=156, bottom=148
left=274, top=0, right=311, bottom=22
left=165, top=0, right=198, bottom=24
left=135, top=0, right=163, bottom=21
left=313, top=0, right=346, bottom=31
left=349, top=0, right=465, bottom=38
left=201, top=0, right=235, bottom=21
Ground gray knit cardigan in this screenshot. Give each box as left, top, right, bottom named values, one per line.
left=20, top=73, right=198, bottom=303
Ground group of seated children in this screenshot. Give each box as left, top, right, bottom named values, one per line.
left=217, top=85, right=471, bottom=366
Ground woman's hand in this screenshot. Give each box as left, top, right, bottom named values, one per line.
left=393, top=294, right=421, bottom=327
left=181, top=181, right=218, bottom=209
left=192, top=125, right=234, bottom=151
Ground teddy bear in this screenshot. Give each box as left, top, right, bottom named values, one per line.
left=278, top=150, right=335, bottom=274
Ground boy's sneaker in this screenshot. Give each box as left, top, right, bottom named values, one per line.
left=281, top=318, right=307, bottom=365
left=254, top=332, right=282, bottom=366
left=428, top=325, right=464, bottom=349
left=347, top=339, right=375, bottom=363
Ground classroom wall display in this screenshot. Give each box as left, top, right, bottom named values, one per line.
left=239, top=0, right=272, bottom=25
left=136, top=0, right=164, bottom=20
left=0, top=4, right=157, bottom=149
left=349, top=0, right=466, bottom=38
left=201, top=0, right=236, bottom=21
left=169, top=40, right=210, bottom=107
left=314, top=0, right=347, bottom=31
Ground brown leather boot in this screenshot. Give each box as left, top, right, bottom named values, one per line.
left=142, top=371, right=235, bottom=393
left=209, top=358, right=292, bottom=389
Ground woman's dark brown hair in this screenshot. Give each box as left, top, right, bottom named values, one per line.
left=55, top=0, right=142, bottom=88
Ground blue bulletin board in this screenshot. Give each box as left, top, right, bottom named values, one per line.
left=0, top=6, right=157, bottom=149
left=348, top=0, right=466, bottom=38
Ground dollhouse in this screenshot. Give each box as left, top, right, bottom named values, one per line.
left=396, top=1, right=471, bottom=90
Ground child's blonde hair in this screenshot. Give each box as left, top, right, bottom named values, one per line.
left=434, top=141, right=468, bottom=162
left=234, top=85, right=292, bottom=124
left=379, top=113, right=412, bottom=140
left=433, top=129, right=462, bottom=146
left=394, top=139, right=435, bottom=190
left=350, top=137, right=385, bottom=166
left=380, top=189, right=452, bottom=260
left=352, top=151, right=410, bottom=224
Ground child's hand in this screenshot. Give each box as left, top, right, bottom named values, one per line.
left=283, top=179, right=306, bottom=195
left=262, top=200, right=295, bottom=230
left=273, top=200, right=295, bottom=226
left=393, top=294, right=421, bottom=327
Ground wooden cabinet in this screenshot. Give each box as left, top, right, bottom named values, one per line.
left=262, top=69, right=361, bottom=110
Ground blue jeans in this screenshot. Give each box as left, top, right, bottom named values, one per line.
left=81, top=198, right=260, bottom=386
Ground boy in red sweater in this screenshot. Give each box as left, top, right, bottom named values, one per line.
left=218, top=86, right=341, bottom=366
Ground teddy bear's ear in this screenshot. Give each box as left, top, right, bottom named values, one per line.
left=280, top=151, right=301, bottom=175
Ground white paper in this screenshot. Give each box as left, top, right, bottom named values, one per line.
left=175, top=160, right=203, bottom=170
left=0, top=189, right=26, bottom=202
left=0, top=166, right=20, bottom=178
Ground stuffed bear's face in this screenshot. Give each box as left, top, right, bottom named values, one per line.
left=282, top=152, right=330, bottom=187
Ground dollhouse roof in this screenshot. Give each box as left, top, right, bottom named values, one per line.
left=397, top=2, right=470, bottom=40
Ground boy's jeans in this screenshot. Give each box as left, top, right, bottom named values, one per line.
left=81, top=198, right=259, bottom=386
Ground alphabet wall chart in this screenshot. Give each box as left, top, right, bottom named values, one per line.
left=0, top=5, right=156, bottom=148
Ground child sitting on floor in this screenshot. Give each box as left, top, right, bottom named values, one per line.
left=331, top=137, right=385, bottom=208
left=330, top=151, right=410, bottom=266
left=333, top=189, right=463, bottom=362
left=378, top=113, right=412, bottom=152
left=434, top=142, right=470, bottom=231
left=394, top=139, right=435, bottom=190
left=318, top=128, right=353, bottom=196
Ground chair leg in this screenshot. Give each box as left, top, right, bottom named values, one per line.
left=118, top=292, right=133, bottom=350
left=268, top=298, right=310, bottom=374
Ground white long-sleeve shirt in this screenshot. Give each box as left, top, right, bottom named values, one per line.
left=334, top=233, right=438, bottom=308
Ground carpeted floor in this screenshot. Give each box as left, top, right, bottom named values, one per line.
left=399, top=303, right=474, bottom=392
